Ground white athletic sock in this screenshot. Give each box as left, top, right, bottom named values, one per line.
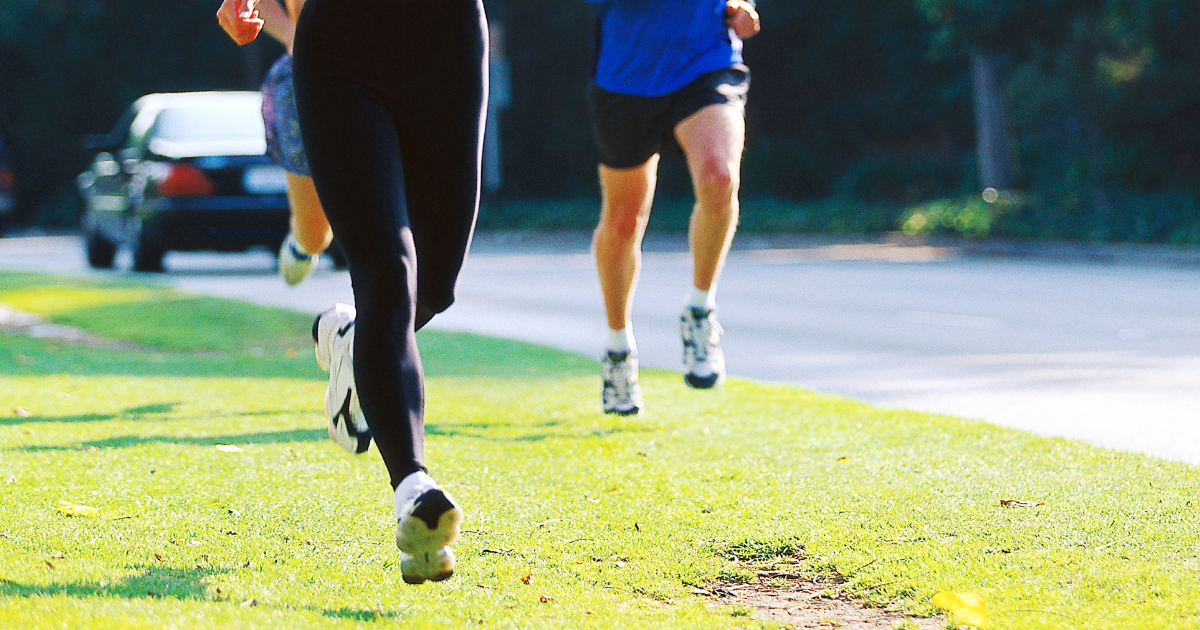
left=688, top=287, right=716, bottom=309
left=394, top=470, right=437, bottom=519
left=606, top=327, right=636, bottom=354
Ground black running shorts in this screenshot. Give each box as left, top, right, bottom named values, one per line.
left=588, top=64, right=749, bottom=169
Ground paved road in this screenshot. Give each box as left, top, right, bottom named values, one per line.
left=3, top=233, right=1199, bottom=465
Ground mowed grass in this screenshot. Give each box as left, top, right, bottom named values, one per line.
left=1, top=272, right=1199, bottom=629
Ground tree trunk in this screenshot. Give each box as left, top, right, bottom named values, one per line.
left=970, top=47, right=1015, bottom=190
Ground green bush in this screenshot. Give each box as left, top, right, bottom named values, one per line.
left=900, top=193, right=1026, bottom=238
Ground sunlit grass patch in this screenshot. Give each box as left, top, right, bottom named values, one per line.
left=1, top=271, right=1198, bottom=629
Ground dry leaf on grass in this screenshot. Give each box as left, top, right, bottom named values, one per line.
left=56, top=501, right=100, bottom=517
left=12, top=407, right=31, bottom=417
left=215, top=444, right=244, bottom=453
left=999, top=499, right=1043, bottom=508
left=932, top=591, right=988, bottom=628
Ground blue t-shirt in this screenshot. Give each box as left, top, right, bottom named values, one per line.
left=586, top=0, right=743, bottom=97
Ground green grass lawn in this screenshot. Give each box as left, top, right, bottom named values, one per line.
left=1, top=271, right=1198, bottom=629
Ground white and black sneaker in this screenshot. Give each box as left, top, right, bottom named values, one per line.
left=681, top=306, right=726, bottom=389
left=313, top=304, right=372, bottom=454
left=601, top=350, right=644, bottom=415
left=394, top=471, right=463, bottom=585
left=279, top=232, right=319, bottom=287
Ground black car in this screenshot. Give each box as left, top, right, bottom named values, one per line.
left=78, top=91, right=291, bottom=271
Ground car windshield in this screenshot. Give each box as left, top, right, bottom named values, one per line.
left=153, top=104, right=264, bottom=143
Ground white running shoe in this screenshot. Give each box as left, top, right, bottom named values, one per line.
left=313, top=304, right=372, bottom=454
left=279, top=233, right=319, bottom=286
left=394, top=471, right=463, bottom=584
left=601, top=350, right=644, bottom=415
left=681, top=306, right=726, bottom=389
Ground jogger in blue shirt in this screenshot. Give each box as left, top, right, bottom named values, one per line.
left=587, top=0, right=760, bottom=415
left=586, top=0, right=749, bottom=97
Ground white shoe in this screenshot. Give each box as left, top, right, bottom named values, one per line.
left=601, top=350, right=643, bottom=415
left=313, top=304, right=372, bottom=454
left=394, top=471, right=463, bottom=584
left=279, top=233, right=319, bottom=286
left=681, top=306, right=726, bottom=389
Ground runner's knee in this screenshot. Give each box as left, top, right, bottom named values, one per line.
left=692, top=157, right=738, bottom=203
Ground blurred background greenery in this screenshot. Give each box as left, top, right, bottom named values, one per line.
left=2, top=0, right=1199, bottom=243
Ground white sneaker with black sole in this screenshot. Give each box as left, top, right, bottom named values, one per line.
left=394, top=471, right=463, bottom=584
left=313, top=304, right=372, bottom=454
left=681, top=306, right=726, bottom=389
left=279, top=232, right=319, bottom=287
left=601, top=350, right=644, bottom=415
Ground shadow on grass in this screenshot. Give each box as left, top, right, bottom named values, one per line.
left=425, top=418, right=661, bottom=442
left=124, top=403, right=180, bottom=415
left=12, top=418, right=654, bottom=450
left=320, top=608, right=399, bottom=623
left=0, top=564, right=228, bottom=601
left=3, top=568, right=414, bottom=623
left=1, top=402, right=180, bottom=427
left=2, top=412, right=115, bottom=427
left=2, top=405, right=316, bottom=427
left=16, top=428, right=327, bottom=451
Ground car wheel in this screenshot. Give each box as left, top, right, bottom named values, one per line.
left=85, top=233, right=117, bottom=269
left=132, top=240, right=165, bottom=272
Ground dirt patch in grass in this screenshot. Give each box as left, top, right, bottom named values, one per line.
left=700, top=580, right=942, bottom=629
left=701, top=550, right=943, bottom=629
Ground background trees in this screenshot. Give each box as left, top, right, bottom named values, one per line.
left=1, top=0, right=1199, bottom=242
left=920, top=0, right=1200, bottom=240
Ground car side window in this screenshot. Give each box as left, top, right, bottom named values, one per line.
left=89, top=106, right=135, bottom=153
left=123, top=107, right=161, bottom=161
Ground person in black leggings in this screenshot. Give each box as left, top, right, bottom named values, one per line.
left=219, top=0, right=486, bottom=585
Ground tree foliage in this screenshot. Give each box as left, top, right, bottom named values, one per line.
left=922, top=0, right=1200, bottom=240
left=2, top=0, right=1199, bottom=243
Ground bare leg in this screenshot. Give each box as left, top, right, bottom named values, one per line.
left=593, top=156, right=660, bottom=331
left=285, top=172, right=333, bottom=254
left=675, top=104, right=744, bottom=293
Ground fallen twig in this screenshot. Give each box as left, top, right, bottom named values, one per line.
left=1095, top=535, right=1134, bottom=551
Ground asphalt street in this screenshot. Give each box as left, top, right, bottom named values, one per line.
left=2, top=233, right=1199, bottom=465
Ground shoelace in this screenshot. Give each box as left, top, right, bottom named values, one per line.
left=604, top=354, right=635, bottom=400
left=684, top=311, right=722, bottom=362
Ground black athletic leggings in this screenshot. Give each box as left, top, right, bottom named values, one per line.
left=293, top=0, right=487, bottom=488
